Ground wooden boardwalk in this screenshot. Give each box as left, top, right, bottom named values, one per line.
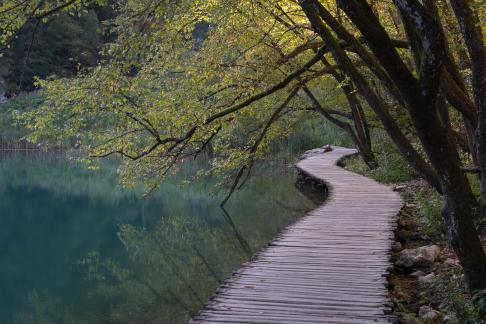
left=191, top=147, right=403, bottom=323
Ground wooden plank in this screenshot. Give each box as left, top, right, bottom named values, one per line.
left=191, top=146, right=402, bottom=323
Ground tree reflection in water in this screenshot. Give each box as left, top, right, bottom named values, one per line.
left=1, top=154, right=315, bottom=323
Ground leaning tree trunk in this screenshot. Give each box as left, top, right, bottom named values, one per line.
left=300, top=1, right=442, bottom=193
left=448, top=0, right=486, bottom=220
left=302, top=86, right=377, bottom=168
left=411, top=95, right=486, bottom=293
left=339, top=78, right=375, bottom=167
left=329, top=0, right=486, bottom=293
left=331, top=73, right=376, bottom=168
left=267, top=3, right=378, bottom=168
left=314, top=56, right=377, bottom=168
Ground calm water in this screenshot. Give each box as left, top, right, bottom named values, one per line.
left=0, top=154, right=314, bottom=323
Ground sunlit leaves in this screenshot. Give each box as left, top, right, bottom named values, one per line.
left=18, top=0, right=365, bottom=191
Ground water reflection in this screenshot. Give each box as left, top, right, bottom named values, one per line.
left=0, top=153, right=314, bottom=323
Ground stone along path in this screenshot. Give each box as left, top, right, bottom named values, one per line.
left=191, top=147, right=403, bottom=323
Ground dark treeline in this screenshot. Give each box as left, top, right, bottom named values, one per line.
left=0, top=3, right=114, bottom=95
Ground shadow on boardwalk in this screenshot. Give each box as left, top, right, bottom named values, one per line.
left=191, top=146, right=403, bottom=323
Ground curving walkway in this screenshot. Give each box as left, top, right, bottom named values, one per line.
left=191, top=147, right=403, bottom=323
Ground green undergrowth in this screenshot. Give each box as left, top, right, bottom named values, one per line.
left=0, top=91, right=44, bottom=140
left=428, top=267, right=476, bottom=324
left=271, top=116, right=352, bottom=160
left=427, top=266, right=486, bottom=323
left=411, top=186, right=443, bottom=239
left=343, top=131, right=418, bottom=183
left=344, top=138, right=443, bottom=239
left=342, top=132, right=486, bottom=323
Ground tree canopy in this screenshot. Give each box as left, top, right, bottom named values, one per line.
left=8, top=0, right=486, bottom=297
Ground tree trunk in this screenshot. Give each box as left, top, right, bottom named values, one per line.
left=310, top=39, right=377, bottom=168
left=332, top=0, right=486, bottom=293
left=300, top=1, right=442, bottom=193
left=448, top=0, right=486, bottom=220
left=330, top=69, right=376, bottom=168
left=411, top=96, right=486, bottom=293
left=266, top=2, right=378, bottom=168
left=303, top=86, right=377, bottom=168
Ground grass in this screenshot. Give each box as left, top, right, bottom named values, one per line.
left=344, top=130, right=418, bottom=183
left=413, top=187, right=443, bottom=238
left=270, top=116, right=352, bottom=160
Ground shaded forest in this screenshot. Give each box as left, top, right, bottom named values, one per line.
left=0, top=3, right=113, bottom=94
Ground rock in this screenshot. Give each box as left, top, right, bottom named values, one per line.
left=418, top=273, right=436, bottom=286
left=393, top=185, right=407, bottom=192
left=323, top=144, right=333, bottom=152
left=392, top=241, right=403, bottom=252
left=396, top=229, right=424, bottom=243
left=411, top=270, right=425, bottom=278
left=396, top=245, right=441, bottom=269
left=418, top=305, right=441, bottom=321
left=443, top=258, right=459, bottom=267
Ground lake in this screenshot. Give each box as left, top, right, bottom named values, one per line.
left=0, top=153, right=314, bottom=323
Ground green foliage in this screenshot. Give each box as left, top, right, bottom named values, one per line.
left=0, top=1, right=112, bottom=92
left=413, top=188, right=443, bottom=237
left=0, top=1, right=109, bottom=41
left=473, top=289, right=486, bottom=321
left=14, top=0, right=361, bottom=194
left=466, top=174, right=481, bottom=198
left=429, top=267, right=480, bottom=324
left=0, top=91, right=44, bottom=140
left=344, top=131, right=418, bottom=183
left=1, top=10, right=104, bottom=92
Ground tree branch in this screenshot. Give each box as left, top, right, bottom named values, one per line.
left=205, top=44, right=328, bottom=124
left=220, top=87, right=299, bottom=206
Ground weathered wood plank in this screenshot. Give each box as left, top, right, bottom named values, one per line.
left=191, top=147, right=402, bottom=323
